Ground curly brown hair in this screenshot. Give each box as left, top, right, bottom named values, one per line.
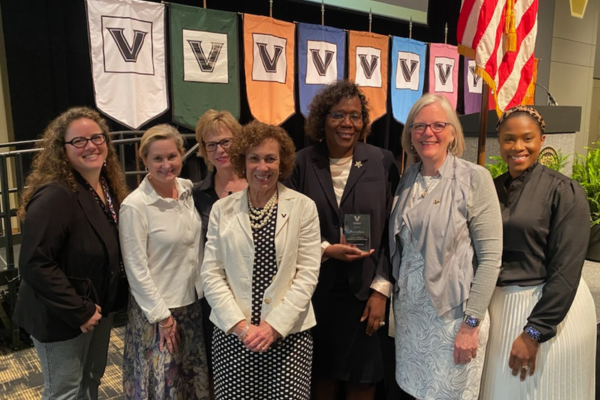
left=231, top=121, right=296, bottom=181
left=195, top=110, right=242, bottom=171
left=18, top=107, right=128, bottom=219
left=305, top=80, right=371, bottom=141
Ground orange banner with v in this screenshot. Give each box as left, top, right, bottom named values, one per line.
left=348, top=31, right=388, bottom=123
left=244, top=14, right=295, bottom=125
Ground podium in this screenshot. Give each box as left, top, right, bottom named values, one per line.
left=459, top=106, right=582, bottom=137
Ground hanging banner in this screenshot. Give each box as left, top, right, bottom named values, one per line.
left=298, top=23, right=345, bottom=118
left=428, top=43, right=459, bottom=110
left=390, top=36, right=426, bottom=124
left=348, top=30, right=388, bottom=123
left=169, top=3, right=239, bottom=129
left=86, top=0, right=167, bottom=129
left=463, top=56, right=496, bottom=115
left=244, top=14, right=295, bottom=125
left=463, top=57, right=483, bottom=115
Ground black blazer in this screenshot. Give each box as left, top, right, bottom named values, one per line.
left=14, top=175, right=121, bottom=342
left=285, top=141, right=400, bottom=300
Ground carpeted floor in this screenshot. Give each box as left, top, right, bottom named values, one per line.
left=2, top=261, right=600, bottom=399
left=0, top=326, right=125, bottom=400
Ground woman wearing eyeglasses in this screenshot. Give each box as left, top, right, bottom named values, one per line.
left=14, top=107, right=127, bottom=399
left=389, top=94, right=502, bottom=399
left=286, top=80, right=400, bottom=400
left=192, top=110, right=247, bottom=397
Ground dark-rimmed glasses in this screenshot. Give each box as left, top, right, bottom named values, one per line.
left=64, top=134, right=107, bottom=148
left=204, top=138, right=232, bottom=152
left=410, top=122, right=451, bottom=134
left=328, top=111, right=363, bottom=123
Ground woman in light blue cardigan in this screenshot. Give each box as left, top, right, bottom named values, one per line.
left=389, top=94, right=502, bottom=400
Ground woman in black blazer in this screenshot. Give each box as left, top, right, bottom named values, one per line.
left=14, top=107, right=127, bottom=400
left=286, top=80, right=400, bottom=400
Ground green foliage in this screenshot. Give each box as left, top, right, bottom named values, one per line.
left=541, top=149, right=570, bottom=173
left=573, top=144, right=600, bottom=226
left=485, top=156, right=508, bottom=179
left=486, top=151, right=569, bottom=179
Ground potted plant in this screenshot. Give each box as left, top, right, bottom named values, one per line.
left=572, top=144, right=600, bottom=261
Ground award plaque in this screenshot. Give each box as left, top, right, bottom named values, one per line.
left=344, top=214, right=371, bottom=252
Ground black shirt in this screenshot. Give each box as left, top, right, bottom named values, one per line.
left=494, top=163, right=590, bottom=342
left=192, top=170, right=219, bottom=243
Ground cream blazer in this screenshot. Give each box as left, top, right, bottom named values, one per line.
left=201, top=182, right=321, bottom=338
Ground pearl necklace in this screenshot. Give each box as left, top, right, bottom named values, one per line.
left=248, top=189, right=278, bottom=230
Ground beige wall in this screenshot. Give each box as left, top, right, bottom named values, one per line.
left=591, top=80, right=600, bottom=145
left=549, top=0, right=599, bottom=154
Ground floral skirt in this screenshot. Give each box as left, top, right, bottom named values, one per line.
left=123, top=295, right=209, bottom=400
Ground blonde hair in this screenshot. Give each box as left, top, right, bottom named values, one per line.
left=195, top=110, right=242, bottom=170
left=139, top=124, right=185, bottom=160
left=401, top=94, right=465, bottom=163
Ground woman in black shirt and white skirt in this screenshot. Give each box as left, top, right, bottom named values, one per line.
left=481, top=105, right=596, bottom=399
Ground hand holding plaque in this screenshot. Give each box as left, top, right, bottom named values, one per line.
left=344, top=214, right=371, bottom=252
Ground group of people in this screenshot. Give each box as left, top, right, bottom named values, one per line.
left=13, top=79, right=596, bottom=400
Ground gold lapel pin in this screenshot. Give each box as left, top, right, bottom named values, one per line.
left=354, top=161, right=363, bottom=169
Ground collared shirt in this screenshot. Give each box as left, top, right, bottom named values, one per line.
left=120, top=176, right=203, bottom=324
left=495, top=163, right=590, bottom=341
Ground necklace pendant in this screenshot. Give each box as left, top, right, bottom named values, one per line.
left=421, top=192, right=427, bottom=198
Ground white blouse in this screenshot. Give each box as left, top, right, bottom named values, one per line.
left=119, top=176, right=203, bottom=324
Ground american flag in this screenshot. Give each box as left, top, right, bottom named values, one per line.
left=457, top=0, right=538, bottom=115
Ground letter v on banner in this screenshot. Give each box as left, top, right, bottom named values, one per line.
left=244, top=14, right=295, bottom=125
left=297, top=23, right=345, bottom=118
left=169, top=3, right=239, bottom=129
left=348, top=31, right=388, bottom=123
left=86, top=0, right=168, bottom=129
left=390, top=36, right=426, bottom=124
left=428, top=43, right=459, bottom=110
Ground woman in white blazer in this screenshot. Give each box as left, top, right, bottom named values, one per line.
left=201, top=121, right=321, bottom=400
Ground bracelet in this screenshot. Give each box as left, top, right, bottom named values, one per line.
left=158, top=317, right=174, bottom=329
left=235, top=322, right=250, bottom=340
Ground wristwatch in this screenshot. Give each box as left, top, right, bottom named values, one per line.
left=524, top=325, right=541, bottom=341
left=462, top=314, right=481, bottom=328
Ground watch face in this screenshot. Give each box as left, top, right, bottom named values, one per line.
left=525, top=326, right=541, bottom=341
left=463, top=315, right=479, bottom=327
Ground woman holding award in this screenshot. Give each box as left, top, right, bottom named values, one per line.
left=286, top=80, right=400, bottom=400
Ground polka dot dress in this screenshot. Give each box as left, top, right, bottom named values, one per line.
left=212, top=203, right=313, bottom=400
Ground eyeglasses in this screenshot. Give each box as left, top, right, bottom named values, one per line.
left=204, top=138, right=232, bottom=152
left=328, top=111, right=363, bottom=123
left=64, top=134, right=107, bottom=148
left=410, top=122, right=451, bottom=134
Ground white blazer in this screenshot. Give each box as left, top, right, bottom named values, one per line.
left=201, top=182, right=321, bottom=338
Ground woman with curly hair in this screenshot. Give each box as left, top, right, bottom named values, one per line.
left=201, top=121, right=321, bottom=399
left=14, top=106, right=127, bottom=400
left=285, top=80, right=400, bottom=400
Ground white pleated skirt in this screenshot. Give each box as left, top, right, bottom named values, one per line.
left=480, top=279, right=596, bottom=400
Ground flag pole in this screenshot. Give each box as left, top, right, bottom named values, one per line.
left=321, top=0, right=324, bottom=25
left=270, top=0, right=273, bottom=17
left=409, top=17, right=412, bottom=39
left=368, top=8, right=372, bottom=32
left=203, top=0, right=206, bottom=8
left=477, top=82, right=490, bottom=166
left=444, top=23, right=448, bottom=44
